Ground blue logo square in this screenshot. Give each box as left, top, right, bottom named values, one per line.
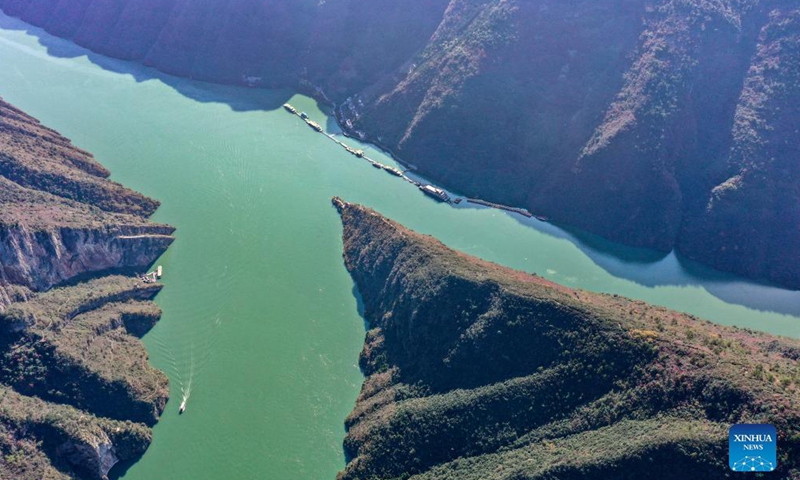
left=729, top=424, right=777, bottom=472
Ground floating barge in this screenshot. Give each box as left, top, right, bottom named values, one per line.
left=282, top=106, right=538, bottom=217
left=344, top=145, right=364, bottom=157
left=383, top=165, right=404, bottom=177
left=140, top=271, right=157, bottom=284
left=305, top=119, right=323, bottom=132
left=141, top=265, right=163, bottom=284
left=420, top=184, right=450, bottom=202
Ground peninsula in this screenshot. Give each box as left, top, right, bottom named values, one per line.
left=333, top=197, right=800, bottom=479
left=0, top=98, right=174, bottom=479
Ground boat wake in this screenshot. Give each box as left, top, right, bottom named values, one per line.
left=179, top=358, right=193, bottom=414
left=154, top=313, right=222, bottom=416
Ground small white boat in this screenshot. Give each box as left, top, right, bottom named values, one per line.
left=179, top=399, right=186, bottom=414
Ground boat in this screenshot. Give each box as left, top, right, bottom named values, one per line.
left=419, top=184, right=450, bottom=202
left=535, top=215, right=549, bottom=222
left=156, top=265, right=163, bottom=278
left=383, top=165, right=404, bottom=176
left=300, top=112, right=309, bottom=119
left=283, top=104, right=297, bottom=114
left=371, top=162, right=383, bottom=169
left=306, top=120, right=322, bottom=131
left=179, top=399, right=186, bottom=414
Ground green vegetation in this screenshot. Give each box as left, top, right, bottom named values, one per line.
left=2, top=0, right=797, bottom=288
left=0, top=387, right=151, bottom=480
left=0, top=101, right=159, bottom=217
left=0, top=277, right=169, bottom=425
left=0, top=99, right=172, bottom=477
left=1, top=276, right=161, bottom=332
left=335, top=199, right=800, bottom=479
left=0, top=98, right=175, bottom=296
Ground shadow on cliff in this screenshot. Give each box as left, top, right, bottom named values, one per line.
left=0, top=13, right=291, bottom=113
left=445, top=199, right=800, bottom=318
left=4, top=11, right=798, bottom=320
left=108, top=457, right=137, bottom=480
left=517, top=211, right=800, bottom=318
left=340, top=282, right=367, bottom=467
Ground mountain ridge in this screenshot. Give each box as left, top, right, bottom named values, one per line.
left=0, top=0, right=797, bottom=289
left=333, top=197, right=800, bottom=479
left=0, top=97, right=173, bottom=479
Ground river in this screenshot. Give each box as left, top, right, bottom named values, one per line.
left=0, top=11, right=798, bottom=480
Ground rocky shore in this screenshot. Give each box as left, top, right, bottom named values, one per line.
left=0, top=98, right=173, bottom=479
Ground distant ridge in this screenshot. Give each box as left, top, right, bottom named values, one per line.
left=1, top=0, right=797, bottom=289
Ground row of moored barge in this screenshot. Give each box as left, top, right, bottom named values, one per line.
left=282, top=103, right=543, bottom=215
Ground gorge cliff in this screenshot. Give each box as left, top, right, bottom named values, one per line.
left=334, top=198, right=800, bottom=479
left=0, top=0, right=797, bottom=290
left=0, top=98, right=174, bottom=479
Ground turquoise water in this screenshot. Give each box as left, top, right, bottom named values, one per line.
left=0, top=12, right=798, bottom=479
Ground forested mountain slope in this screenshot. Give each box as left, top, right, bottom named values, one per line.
left=0, top=98, right=173, bottom=479
left=1, top=0, right=797, bottom=286
left=333, top=198, right=800, bottom=480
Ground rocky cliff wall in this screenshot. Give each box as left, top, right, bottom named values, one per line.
left=1, top=0, right=797, bottom=289
left=0, top=98, right=174, bottom=479
left=0, top=223, right=173, bottom=302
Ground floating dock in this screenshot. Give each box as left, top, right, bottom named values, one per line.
left=283, top=104, right=546, bottom=216
left=140, top=271, right=158, bottom=284
left=383, top=165, right=403, bottom=176
left=283, top=104, right=412, bottom=180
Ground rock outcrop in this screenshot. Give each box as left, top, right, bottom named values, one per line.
left=1, top=0, right=797, bottom=288
left=0, top=387, right=153, bottom=480
left=0, top=98, right=173, bottom=478
left=0, top=99, right=173, bottom=307
left=334, top=198, right=800, bottom=479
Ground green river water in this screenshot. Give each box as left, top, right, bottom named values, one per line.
left=0, top=12, right=798, bottom=480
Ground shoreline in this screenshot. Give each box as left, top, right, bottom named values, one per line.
left=291, top=88, right=541, bottom=220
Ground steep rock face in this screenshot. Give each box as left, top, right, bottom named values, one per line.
left=0, top=0, right=445, bottom=89
left=334, top=198, right=800, bottom=479
left=0, top=99, right=175, bottom=309
left=0, top=219, right=173, bottom=297
left=677, top=8, right=800, bottom=289
left=0, top=99, right=173, bottom=478
left=1, top=0, right=797, bottom=288
left=0, top=219, right=174, bottom=298
left=0, top=387, right=153, bottom=480
left=340, top=0, right=800, bottom=280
